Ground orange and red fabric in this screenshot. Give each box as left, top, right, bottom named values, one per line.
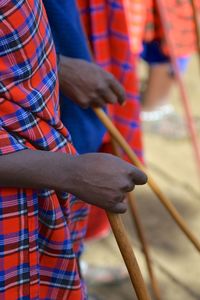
left=77, top=0, right=144, bottom=240
left=124, top=0, right=200, bottom=56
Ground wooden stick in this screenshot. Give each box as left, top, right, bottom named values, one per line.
left=107, top=212, right=152, bottom=300
left=191, top=0, right=200, bottom=69
left=94, top=107, right=200, bottom=252
left=155, top=0, right=200, bottom=177
left=111, top=139, right=161, bottom=300
left=128, top=192, right=162, bottom=300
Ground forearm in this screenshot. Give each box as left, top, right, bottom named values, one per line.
left=0, top=149, right=74, bottom=191
left=0, top=150, right=147, bottom=213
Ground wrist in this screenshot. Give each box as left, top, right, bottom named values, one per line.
left=41, top=152, right=75, bottom=192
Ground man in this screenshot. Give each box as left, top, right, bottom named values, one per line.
left=0, top=1, right=147, bottom=299
left=77, top=0, right=144, bottom=242
left=124, top=0, right=198, bottom=137
left=43, top=0, right=125, bottom=154
left=42, top=0, right=130, bottom=243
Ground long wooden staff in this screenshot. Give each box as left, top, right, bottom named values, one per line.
left=94, top=107, right=200, bottom=252
left=107, top=212, right=152, bottom=300
left=155, top=0, right=200, bottom=177
left=128, top=192, right=161, bottom=300
left=191, top=0, right=200, bottom=68
left=111, top=140, right=161, bottom=300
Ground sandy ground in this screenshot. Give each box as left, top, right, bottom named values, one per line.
left=82, top=55, right=200, bottom=300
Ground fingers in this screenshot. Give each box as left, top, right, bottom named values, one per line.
left=108, top=75, right=126, bottom=105
left=102, top=88, right=118, bottom=105
left=123, top=182, right=135, bottom=193
left=90, top=97, right=105, bottom=108
left=94, top=72, right=126, bottom=106
left=91, top=89, right=118, bottom=107
left=107, top=198, right=128, bottom=214
left=92, top=86, right=125, bottom=107
left=84, top=73, right=126, bottom=107
left=129, top=166, right=148, bottom=185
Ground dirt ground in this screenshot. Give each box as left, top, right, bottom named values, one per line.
left=82, top=55, right=200, bottom=300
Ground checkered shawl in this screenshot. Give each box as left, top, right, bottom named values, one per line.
left=77, top=0, right=143, bottom=161
left=124, top=0, right=200, bottom=56
left=0, top=1, right=88, bottom=299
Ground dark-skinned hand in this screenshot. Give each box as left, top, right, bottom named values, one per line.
left=58, top=56, right=126, bottom=108
left=65, top=153, right=147, bottom=213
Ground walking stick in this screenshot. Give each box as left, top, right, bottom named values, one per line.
left=128, top=192, right=161, bottom=300
left=111, top=140, right=161, bottom=300
left=191, top=0, right=200, bottom=68
left=93, top=107, right=200, bottom=252
left=107, top=212, right=151, bottom=300
left=155, top=0, right=200, bottom=177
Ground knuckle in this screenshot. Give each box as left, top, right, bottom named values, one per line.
left=108, top=94, right=118, bottom=104
left=106, top=72, right=115, bottom=82
left=122, top=179, right=134, bottom=192
left=79, top=96, right=90, bottom=108
left=113, top=192, right=124, bottom=203
left=127, top=166, right=136, bottom=178
left=104, top=198, right=115, bottom=209
left=96, top=82, right=108, bottom=95
left=115, top=203, right=127, bottom=214
left=119, top=205, right=127, bottom=214
left=89, top=92, right=98, bottom=101
left=125, top=182, right=135, bottom=192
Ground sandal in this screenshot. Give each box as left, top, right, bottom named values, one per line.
left=141, top=104, right=200, bottom=140
left=81, top=261, right=128, bottom=286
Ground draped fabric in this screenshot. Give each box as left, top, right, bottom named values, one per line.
left=0, top=1, right=88, bottom=299
left=43, top=0, right=106, bottom=154
left=77, top=0, right=143, bottom=160
left=123, top=0, right=200, bottom=56
left=77, top=0, right=143, bottom=240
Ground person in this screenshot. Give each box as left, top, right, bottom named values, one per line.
left=43, top=0, right=144, bottom=242
left=71, top=0, right=145, bottom=286
left=124, top=0, right=199, bottom=137
left=43, top=0, right=125, bottom=155
left=77, top=0, right=144, bottom=243
left=0, top=1, right=147, bottom=299
left=42, top=0, right=128, bottom=243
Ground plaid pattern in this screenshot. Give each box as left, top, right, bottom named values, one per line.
left=77, top=0, right=143, bottom=240
left=77, top=0, right=143, bottom=161
left=0, top=1, right=88, bottom=299
left=124, top=0, right=200, bottom=56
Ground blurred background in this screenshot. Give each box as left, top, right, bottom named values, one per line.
left=83, top=55, right=200, bottom=300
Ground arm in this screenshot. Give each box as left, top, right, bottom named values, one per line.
left=42, top=0, right=125, bottom=108
left=0, top=150, right=147, bottom=213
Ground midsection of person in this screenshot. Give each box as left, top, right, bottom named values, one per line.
left=0, top=1, right=86, bottom=299
left=0, top=1, right=147, bottom=299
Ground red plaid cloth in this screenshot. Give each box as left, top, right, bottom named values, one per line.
left=0, top=1, right=88, bottom=299
left=77, top=0, right=143, bottom=161
left=77, top=0, right=143, bottom=240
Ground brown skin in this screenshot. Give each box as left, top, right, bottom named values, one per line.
left=0, top=150, right=147, bottom=214
left=58, top=56, right=126, bottom=108
left=0, top=57, right=146, bottom=214
left=142, top=64, right=174, bottom=111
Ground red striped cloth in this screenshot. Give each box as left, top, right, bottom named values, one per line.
left=77, top=0, right=143, bottom=240
left=124, top=0, right=200, bottom=56
left=77, top=0, right=143, bottom=160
